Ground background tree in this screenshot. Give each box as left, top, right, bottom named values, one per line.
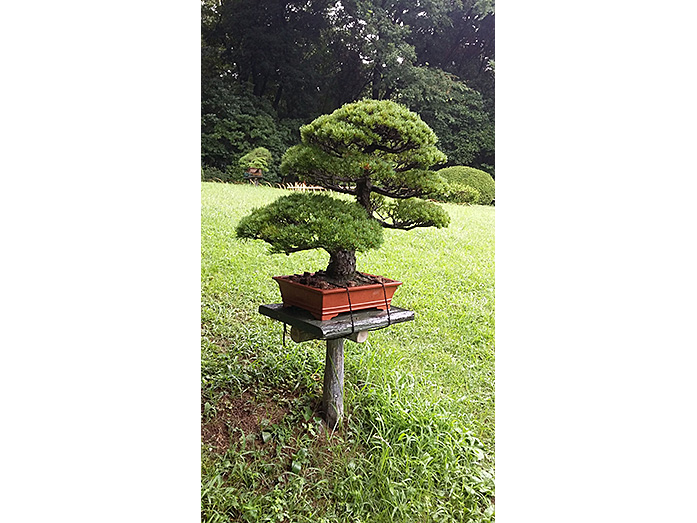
left=201, top=0, right=495, bottom=177
left=201, top=82, right=301, bottom=183
left=395, top=67, right=495, bottom=175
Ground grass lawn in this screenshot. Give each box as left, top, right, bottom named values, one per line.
left=201, top=182, right=495, bottom=522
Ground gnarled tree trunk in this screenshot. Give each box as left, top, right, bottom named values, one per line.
left=355, top=176, right=373, bottom=215
left=326, top=249, right=356, bottom=282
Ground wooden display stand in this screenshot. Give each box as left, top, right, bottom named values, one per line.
left=259, top=304, right=414, bottom=429
left=245, top=167, right=263, bottom=185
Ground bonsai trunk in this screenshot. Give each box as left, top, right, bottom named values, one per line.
left=326, top=249, right=356, bottom=282
left=356, top=176, right=373, bottom=215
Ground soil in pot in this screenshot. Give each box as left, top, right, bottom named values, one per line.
left=286, top=270, right=392, bottom=290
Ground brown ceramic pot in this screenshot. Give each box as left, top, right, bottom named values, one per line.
left=273, top=274, right=402, bottom=321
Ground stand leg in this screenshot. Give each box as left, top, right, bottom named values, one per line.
left=323, top=338, right=344, bottom=429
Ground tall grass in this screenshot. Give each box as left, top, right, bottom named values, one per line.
left=201, top=182, right=495, bottom=522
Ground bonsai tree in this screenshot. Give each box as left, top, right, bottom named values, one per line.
left=239, top=146, right=272, bottom=171
left=236, top=99, right=450, bottom=283
left=238, top=147, right=272, bottom=184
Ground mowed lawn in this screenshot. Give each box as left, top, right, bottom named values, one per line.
left=201, top=182, right=495, bottom=522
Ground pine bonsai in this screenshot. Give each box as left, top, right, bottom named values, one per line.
left=239, top=147, right=272, bottom=185
left=238, top=147, right=272, bottom=172
left=236, top=99, right=450, bottom=284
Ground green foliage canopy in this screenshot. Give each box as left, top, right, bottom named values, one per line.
left=201, top=82, right=301, bottom=183
left=281, top=99, right=450, bottom=230
left=396, top=68, right=495, bottom=175
left=235, top=193, right=384, bottom=256
left=201, top=0, right=495, bottom=175
left=373, top=196, right=452, bottom=230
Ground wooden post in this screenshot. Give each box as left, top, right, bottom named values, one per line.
left=323, top=338, right=344, bottom=429
left=258, top=304, right=415, bottom=431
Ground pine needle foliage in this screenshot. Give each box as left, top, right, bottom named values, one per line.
left=280, top=99, right=450, bottom=230
left=236, top=193, right=384, bottom=256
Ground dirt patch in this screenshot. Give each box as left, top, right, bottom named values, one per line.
left=281, top=271, right=392, bottom=290
left=201, top=419, right=229, bottom=453
left=201, top=391, right=291, bottom=454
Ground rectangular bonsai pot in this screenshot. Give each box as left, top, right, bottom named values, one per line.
left=272, top=274, right=403, bottom=321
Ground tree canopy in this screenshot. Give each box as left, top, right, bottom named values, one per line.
left=236, top=192, right=384, bottom=257
left=201, top=0, right=495, bottom=178
left=282, top=99, right=450, bottom=230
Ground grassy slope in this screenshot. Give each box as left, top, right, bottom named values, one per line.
left=201, top=182, right=495, bottom=522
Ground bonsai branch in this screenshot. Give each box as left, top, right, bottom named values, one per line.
left=372, top=210, right=421, bottom=231
left=371, top=184, right=421, bottom=199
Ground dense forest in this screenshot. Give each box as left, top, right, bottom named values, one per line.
left=201, top=0, right=495, bottom=183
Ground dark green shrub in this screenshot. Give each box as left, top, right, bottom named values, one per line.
left=451, top=184, right=481, bottom=204
left=201, top=165, right=232, bottom=183
left=396, top=68, right=495, bottom=175
left=201, top=82, right=296, bottom=183
left=436, top=166, right=495, bottom=205
left=428, top=179, right=481, bottom=205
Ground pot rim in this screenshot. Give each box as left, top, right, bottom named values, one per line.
left=273, top=273, right=402, bottom=295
